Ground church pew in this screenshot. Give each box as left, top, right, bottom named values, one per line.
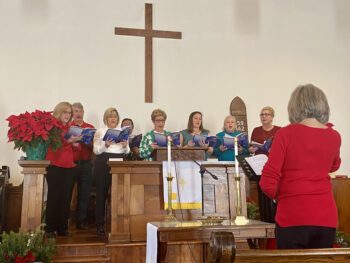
left=235, top=248, right=350, bottom=263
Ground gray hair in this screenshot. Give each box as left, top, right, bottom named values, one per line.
left=72, top=102, right=84, bottom=111
left=288, top=84, right=330, bottom=124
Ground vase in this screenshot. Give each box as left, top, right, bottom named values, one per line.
left=25, top=142, right=49, bottom=160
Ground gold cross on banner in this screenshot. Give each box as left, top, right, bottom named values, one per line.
left=179, top=178, right=186, bottom=191
left=115, top=3, right=182, bottom=103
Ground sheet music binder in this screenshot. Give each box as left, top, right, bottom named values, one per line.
left=236, top=155, right=259, bottom=181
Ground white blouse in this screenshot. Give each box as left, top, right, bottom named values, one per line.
left=93, top=126, right=130, bottom=155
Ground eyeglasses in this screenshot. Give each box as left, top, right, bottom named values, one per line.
left=154, top=119, right=165, bottom=123
left=260, top=113, right=271, bottom=117
left=62, top=111, right=72, bottom=115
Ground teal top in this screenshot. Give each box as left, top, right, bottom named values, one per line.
left=180, top=129, right=209, bottom=146
left=213, top=131, right=249, bottom=161
left=139, top=130, right=170, bottom=161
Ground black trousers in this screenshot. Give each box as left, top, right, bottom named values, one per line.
left=45, top=165, right=75, bottom=233
left=276, top=223, right=336, bottom=249
left=94, top=152, right=123, bottom=226
left=71, top=160, right=93, bottom=224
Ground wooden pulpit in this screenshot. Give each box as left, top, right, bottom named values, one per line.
left=18, top=160, right=50, bottom=232
left=151, top=147, right=206, bottom=161
left=108, top=161, right=248, bottom=243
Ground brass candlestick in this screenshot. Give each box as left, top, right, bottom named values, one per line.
left=164, top=137, right=177, bottom=222
left=233, top=137, right=249, bottom=225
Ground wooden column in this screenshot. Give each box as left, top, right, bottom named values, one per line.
left=18, top=160, right=50, bottom=232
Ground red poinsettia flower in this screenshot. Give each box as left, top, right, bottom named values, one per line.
left=246, top=197, right=254, bottom=203
left=6, top=110, right=64, bottom=152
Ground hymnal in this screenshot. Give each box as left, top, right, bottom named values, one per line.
left=103, top=126, right=131, bottom=143
left=64, top=126, right=96, bottom=144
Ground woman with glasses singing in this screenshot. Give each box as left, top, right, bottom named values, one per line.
left=248, top=106, right=281, bottom=156
left=248, top=106, right=281, bottom=227
left=139, top=109, right=170, bottom=161
left=45, top=102, right=82, bottom=238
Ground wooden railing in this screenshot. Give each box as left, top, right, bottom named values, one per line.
left=235, top=248, right=350, bottom=262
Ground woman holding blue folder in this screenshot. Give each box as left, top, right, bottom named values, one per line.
left=181, top=111, right=213, bottom=157
left=213, top=115, right=249, bottom=161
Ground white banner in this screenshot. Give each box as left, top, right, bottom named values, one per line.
left=162, top=161, right=202, bottom=210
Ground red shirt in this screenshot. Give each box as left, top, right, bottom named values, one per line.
left=46, top=124, right=76, bottom=168
left=260, top=123, right=341, bottom=228
left=71, top=120, right=95, bottom=161
left=250, top=126, right=281, bottom=155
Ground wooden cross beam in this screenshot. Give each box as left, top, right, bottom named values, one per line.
left=115, top=3, right=182, bottom=103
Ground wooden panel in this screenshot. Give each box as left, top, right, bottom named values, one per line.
left=203, top=184, right=215, bottom=214
left=214, top=183, right=228, bottom=214
left=152, top=148, right=206, bottom=161
left=144, top=185, right=163, bottom=213
left=130, top=185, right=144, bottom=215
left=131, top=173, right=161, bottom=185
left=3, top=184, right=22, bottom=232
left=332, top=178, right=350, bottom=234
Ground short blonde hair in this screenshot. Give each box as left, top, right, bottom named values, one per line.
left=53, top=102, right=73, bottom=123
left=288, top=84, right=330, bottom=124
left=151, top=109, right=167, bottom=121
left=261, top=106, right=275, bottom=117
left=223, top=115, right=236, bottom=130
left=103, top=107, right=119, bottom=126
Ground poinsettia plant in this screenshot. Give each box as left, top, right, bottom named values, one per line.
left=0, top=225, right=57, bottom=263
left=6, top=110, right=63, bottom=152
left=246, top=197, right=258, bottom=220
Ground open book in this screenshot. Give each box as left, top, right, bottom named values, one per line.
left=129, top=134, right=142, bottom=149
left=103, top=126, right=131, bottom=143
left=244, top=154, right=268, bottom=176
left=193, top=134, right=220, bottom=147
left=222, top=133, right=248, bottom=149
left=251, top=136, right=274, bottom=152
left=64, top=126, right=96, bottom=144
left=154, top=132, right=181, bottom=147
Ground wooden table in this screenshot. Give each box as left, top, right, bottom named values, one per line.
left=150, top=219, right=275, bottom=263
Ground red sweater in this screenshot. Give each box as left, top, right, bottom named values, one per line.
left=45, top=124, right=76, bottom=168
left=260, top=123, right=341, bottom=228
left=71, top=121, right=95, bottom=161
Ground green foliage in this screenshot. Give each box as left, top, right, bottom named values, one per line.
left=0, top=225, right=57, bottom=263
left=246, top=199, right=258, bottom=220
left=335, top=230, right=350, bottom=248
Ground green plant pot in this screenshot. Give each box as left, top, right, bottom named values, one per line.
left=25, top=143, right=49, bottom=160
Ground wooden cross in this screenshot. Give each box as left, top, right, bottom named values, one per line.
left=115, top=3, right=182, bottom=103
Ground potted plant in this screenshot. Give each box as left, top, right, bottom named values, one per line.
left=0, top=225, right=57, bottom=263
left=6, top=110, right=63, bottom=160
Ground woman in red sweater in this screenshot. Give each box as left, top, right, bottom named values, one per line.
left=45, top=102, right=82, bottom=238
left=260, top=84, right=341, bottom=249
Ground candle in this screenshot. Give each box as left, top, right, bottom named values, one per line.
left=234, top=137, right=239, bottom=175
left=167, top=136, right=171, bottom=175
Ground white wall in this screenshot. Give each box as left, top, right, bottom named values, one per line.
left=1, top=0, right=349, bottom=185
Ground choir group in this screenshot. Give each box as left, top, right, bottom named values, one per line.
left=43, top=84, right=341, bottom=250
